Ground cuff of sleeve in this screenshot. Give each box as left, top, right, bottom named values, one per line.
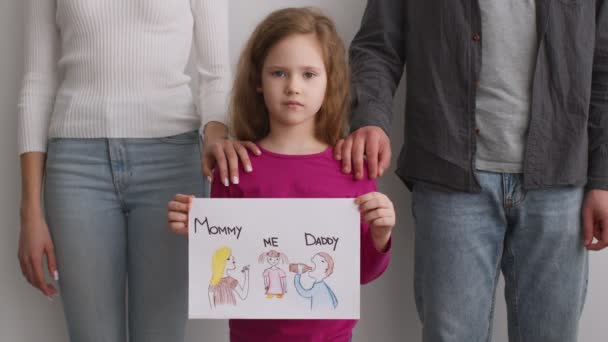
left=18, top=140, right=48, bottom=155
left=350, top=101, right=392, bottom=135
left=363, top=229, right=392, bottom=256
left=585, top=179, right=608, bottom=191
left=587, top=144, right=608, bottom=191
left=197, top=89, right=229, bottom=129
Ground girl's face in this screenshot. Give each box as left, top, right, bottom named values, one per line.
left=258, top=33, right=327, bottom=134
left=268, top=256, right=280, bottom=266
left=226, top=255, right=236, bottom=271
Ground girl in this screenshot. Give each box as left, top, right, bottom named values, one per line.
left=258, top=250, right=289, bottom=298
left=168, top=7, right=395, bottom=341
left=209, top=247, right=250, bottom=308
left=16, top=1, right=253, bottom=341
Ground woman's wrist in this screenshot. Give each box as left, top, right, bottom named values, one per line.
left=202, top=121, right=228, bottom=143
left=20, top=200, right=43, bottom=218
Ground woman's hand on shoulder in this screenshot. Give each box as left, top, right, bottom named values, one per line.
left=202, top=122, right=261, bottom=187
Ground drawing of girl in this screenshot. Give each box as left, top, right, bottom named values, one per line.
left=208, top=247, right=250, bottom=309
left=258, top=250, right=289, bottom=298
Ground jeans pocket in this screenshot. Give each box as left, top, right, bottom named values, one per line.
left=158, top=130, right=200, bottom=145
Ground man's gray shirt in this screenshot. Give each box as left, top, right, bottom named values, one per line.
left=475, top=0, right=537, bottom=174
left=349, top=0, right=608, bottom=192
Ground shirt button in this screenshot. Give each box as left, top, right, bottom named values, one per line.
left=474, top=80, right=480, bottom=88
left=472, top=34, right=481, bottom=41
left=474, top=128, right=481, bottom=135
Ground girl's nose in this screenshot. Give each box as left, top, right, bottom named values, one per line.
left=285, top=77, right=301, bottom=95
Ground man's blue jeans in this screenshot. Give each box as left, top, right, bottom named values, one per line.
left=44, top=131, right=207, bottom=342
left=412, top=171, right=588, bottom=342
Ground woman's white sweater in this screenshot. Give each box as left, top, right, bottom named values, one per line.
left=18, top=0, right=231, bottom=154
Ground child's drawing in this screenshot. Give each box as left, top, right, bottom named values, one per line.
left=258, top=250, right=289, bottom=298
left=291, top=252, right=338, bottom=310
left=208, top=246, right=250, bottom=309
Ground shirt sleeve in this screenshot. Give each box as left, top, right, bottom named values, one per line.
left=293, top=274, right=314, bottom=298
left=190, top=0, right=232, bottom=129
left=357, top=179, right=392, bottom=285
left=587, top=1, right=608, bottom=190
left=348, top=0, right=407, bottom=135
left=18, top=0, right=60, bottom=154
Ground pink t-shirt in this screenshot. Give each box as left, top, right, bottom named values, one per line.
left=211, top=146, right=391, bottom=342
left=263, top=268, right=287, bottom=295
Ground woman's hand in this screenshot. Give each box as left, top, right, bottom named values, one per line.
left=241, top=265, right=250, bottom=274
left=356, top=192, right=395, bottom=252
left=18, top=211, right=58, bottom=298
left=201, top=122, right=261, bottom=186
left=167, top=194, right=194, bottom=235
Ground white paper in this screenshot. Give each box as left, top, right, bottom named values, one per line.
left=188, top=198, right=360, bottom=319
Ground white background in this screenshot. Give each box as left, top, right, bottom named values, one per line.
left=1, top=0, right=606, bottom=341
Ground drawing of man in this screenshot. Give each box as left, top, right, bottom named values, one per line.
left=293, top=252, right=338, bottom=310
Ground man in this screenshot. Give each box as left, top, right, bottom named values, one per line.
left=294, top=252, right=339, bottom=310
left=338, top=1, right=608, bottom=341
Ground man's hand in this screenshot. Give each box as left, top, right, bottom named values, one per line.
left=582, top=189, right=608, bottom=251
left=334, top=126, right=391, bottom=180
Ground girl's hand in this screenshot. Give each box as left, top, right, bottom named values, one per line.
left=356, top=192, right=395, bottom=252
left=202, top=122, right=261, bottom=187
left=18, top=212, right=58, bottom=298
left=167, top=194, right=194, bottom=235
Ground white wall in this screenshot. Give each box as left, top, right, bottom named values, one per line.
left=1, top=1, right=606, bottom=341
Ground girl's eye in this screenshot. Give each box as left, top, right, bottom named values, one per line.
left=272, top=70, right=287, bottom=77
left=303, top=72, right=316, bottom=79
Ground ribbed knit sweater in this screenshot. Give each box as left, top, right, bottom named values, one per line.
left=18, top=0, right=231, bottom=154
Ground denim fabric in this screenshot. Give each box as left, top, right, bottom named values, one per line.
left=44, top=130, right=207, bottom=342
left=412, top=171, right=588, bottom=342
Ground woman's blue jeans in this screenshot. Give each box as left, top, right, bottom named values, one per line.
left=45, top=131, right=207, bottom=342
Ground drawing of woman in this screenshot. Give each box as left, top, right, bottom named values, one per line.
left=208, top=247, right=250, bottom=308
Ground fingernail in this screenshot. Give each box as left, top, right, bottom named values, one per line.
left=47, top=296, right=54, bottom=302
left=255, top=150, right=262, bottom=156
left=379, top=168, right=384, bottom=176
left=53, top=270, right=59, bottom=281
left=232, top=176, right=239, bottom=185
left=207, top=176, right=212, bottom=183
left=223, top=178, right=229, bottom=187
left=246, top=165, right=252, bottom=172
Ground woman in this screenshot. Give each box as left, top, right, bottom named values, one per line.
left=16, top=1, right=254, bottom=341
left=209, top=247, right=250, bottom=308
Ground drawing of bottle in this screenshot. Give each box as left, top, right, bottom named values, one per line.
left=289, top=263, right=312, bottom=274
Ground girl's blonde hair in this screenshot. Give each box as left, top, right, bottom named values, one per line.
left=229, top=7, right=350, bottom=146
left=210, top=246, right=232, bottom=286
